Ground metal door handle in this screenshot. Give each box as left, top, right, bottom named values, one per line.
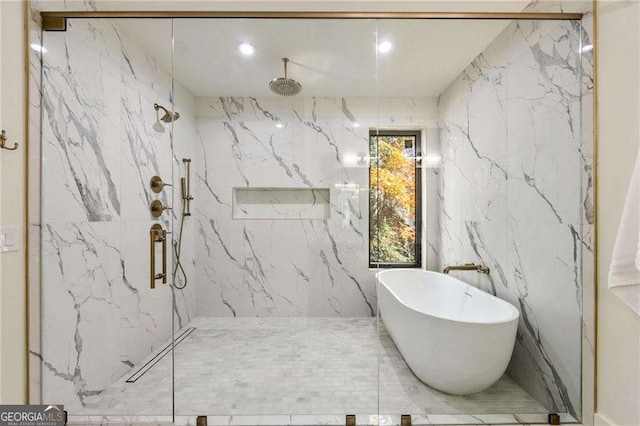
left=150, top=224, right=167, bottom=289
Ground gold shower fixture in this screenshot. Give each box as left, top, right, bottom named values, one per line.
left=269, top=58, right=302, bottom=96
left=154, top=103, right=180, bottom=123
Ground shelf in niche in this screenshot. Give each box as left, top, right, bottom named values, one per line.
left=232, top=187, right=331, bottom=220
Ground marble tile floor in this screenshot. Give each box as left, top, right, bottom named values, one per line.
left=75, top=318, right=550, bottom=422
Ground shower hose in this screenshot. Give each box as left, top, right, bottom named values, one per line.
left=172, top=204, right=188, bottom=290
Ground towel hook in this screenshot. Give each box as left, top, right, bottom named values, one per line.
left=0, top=130, right=18, bottom=151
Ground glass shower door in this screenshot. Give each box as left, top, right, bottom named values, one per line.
left=171, top=17, right=380, bottom=423
left=37, top=13, right=587, bottom=424
left=374, top=17, right=585, bottom=424
left=40, top=18, right=177, bottom=418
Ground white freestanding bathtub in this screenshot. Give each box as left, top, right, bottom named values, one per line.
left=376, top=269, right=519, bottom=395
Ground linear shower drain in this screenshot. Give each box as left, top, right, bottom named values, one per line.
left=126, top=327, right=196, bottom=383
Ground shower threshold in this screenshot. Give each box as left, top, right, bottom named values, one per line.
left=65, top=413, right=580, bottom=426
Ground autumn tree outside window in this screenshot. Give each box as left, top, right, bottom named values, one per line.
left=369, top=130, right=422, bottom=268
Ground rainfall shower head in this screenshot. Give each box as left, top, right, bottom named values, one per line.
left=154, top=103, right=180, bottom=123
left=269, top=58, right=302, bottom=96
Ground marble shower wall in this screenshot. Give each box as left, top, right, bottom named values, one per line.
left=193, top=96, right=437, bottom=317
left=424, top=130, right=442, bottom=272
left=437, top=20, right=585, bottom=419
left=40, top=19, right=197, bottom=410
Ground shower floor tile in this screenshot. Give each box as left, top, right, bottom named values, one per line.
left=76, top=318, right=547, bottom=417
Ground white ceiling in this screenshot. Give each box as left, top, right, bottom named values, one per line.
left=118, top=8, right=529, bottom=97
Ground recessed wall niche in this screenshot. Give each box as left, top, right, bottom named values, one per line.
left=232, top=187, right=331, bottom=219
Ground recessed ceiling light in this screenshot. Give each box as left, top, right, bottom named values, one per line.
left=275, top=121, right=284, bottom=129
left=238, top=42, right=255, bottom=56
left=378, top=41, right=393, bottom=53
left=353, top=122, right=360, bottom=128
left=30, top=44, right=47, bottom=53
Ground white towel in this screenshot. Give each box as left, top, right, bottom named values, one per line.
left=608, top=147, right=640, bottom=315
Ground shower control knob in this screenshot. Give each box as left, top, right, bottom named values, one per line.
left=150, top=199, right=172, bottom=218
left=150, top=175, right=171, bottom=193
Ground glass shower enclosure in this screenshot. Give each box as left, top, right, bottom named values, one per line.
left=37, top=14, right=587, bottom=425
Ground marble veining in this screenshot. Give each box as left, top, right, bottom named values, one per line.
left=194, top=96, right=438, bottom=318
left=577, top=7, right=595, bottom=424
left=40, top=18, right=197, bottom=410
left=437, top=19, right=585, bottom=419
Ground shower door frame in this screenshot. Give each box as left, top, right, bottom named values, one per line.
left=39, top=11, right=583, bottom=32
left=26, top=7, right=596, bottom=426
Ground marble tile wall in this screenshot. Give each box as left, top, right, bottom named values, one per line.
left=424, top=130, right=442, bottom=272
left=520, top=4, right=595, bottom=425
left=193, top=96, right=438, bottom=317
left=437, top=18, right=587, bottom=420
left=39, top=18, right=197, bottom=410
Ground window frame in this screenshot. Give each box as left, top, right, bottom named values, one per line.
left=368, top=129, right=423, bottom=269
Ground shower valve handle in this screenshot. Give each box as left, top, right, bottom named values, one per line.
left=150, top=175, right=172, bottom=193
left=150, top=199, right=172, bottom=218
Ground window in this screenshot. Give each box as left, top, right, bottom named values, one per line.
left=369, top=130, right=422, bottom=268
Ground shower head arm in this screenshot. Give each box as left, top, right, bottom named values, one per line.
left=282, top=58, right=289, bottom=79
left=154, top=103, right=180, bottom=123
left=154, top=103, right=170, bottom=115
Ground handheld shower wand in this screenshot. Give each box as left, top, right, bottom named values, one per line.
left=181, top=159, right=193, bottom=216
left=181, top=178, right=187, bottom=208
left=173, top=158, right=194, bottom=290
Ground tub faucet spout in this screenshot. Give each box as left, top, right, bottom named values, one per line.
left=443, top=263, right=490, bottom=274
